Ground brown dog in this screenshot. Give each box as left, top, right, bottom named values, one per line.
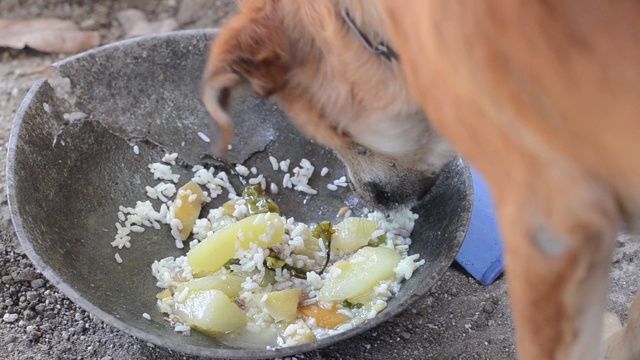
left=202, top=1, right=640, bottom=359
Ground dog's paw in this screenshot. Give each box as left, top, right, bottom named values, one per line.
left=602, top=311, right=626, bottom=360
left=602, top=311, right=623, bottom=340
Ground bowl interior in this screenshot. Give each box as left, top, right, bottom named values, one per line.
left=7, top=30, right=473, bottom=358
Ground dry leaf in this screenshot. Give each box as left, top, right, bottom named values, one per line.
left=116, top=9, right=178, bottom=39
left=0, top=18, right=100, bottom=54
left=13, top=65, right=56, bottom=77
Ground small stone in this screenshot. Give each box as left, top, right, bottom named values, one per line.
left=2, top=275, right=13, bottom=284
left=399, top=331, right=411, bottom=340
left=612, top=251, right=623, bottom=264
left=23, top=309, right=37, bottom=320
left=29, top=331, right=42, bottom=341
left=425, top=296, right=434, bottom=306
left=482, top=303, right=495, bottom=314
left=13, top=268, right=38, bottom=282
left=475, top=314, right=488, bottom=328
left=31, top=279, right=45, bottom=289
left=101, top=356, right=113, bottom=360
left=34, top=304, right=45, bottom=313
left=622, top=251, right=637, bottom=263
left=4, top=334, right=16, bottom=344
left=26, top=291, right=38, bottom=302
left=3, top=313, right=19, bottom=323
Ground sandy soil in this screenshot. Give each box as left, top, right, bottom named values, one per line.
left=0, top=1, right=638, bottom=359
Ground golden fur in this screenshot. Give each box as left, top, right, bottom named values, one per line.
left=202, top=0, right=640, bottom=359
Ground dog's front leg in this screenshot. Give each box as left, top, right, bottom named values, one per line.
left=492, top=161, right=619, bottom=360
left=603, top=290, right=640, bottom=359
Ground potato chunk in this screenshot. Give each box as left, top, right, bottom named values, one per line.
left=176, top=272, right=244, bottom=298
left=187, top=212, right=284, bottom=273
left=173, top=289, right=247, bottom=333
left=299, top=303, right=350, bottom=329
left=331, top=217, right=379, bottom=252
left=318, top=247, right=401, bottom=302
left=174, top=181, right=206, bottom=240
left=263, top=288, right=302, bottom=322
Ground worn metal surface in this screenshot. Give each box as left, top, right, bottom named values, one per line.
left=6, top=30, right=473, bottom=359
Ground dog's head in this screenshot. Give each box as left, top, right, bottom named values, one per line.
left=202, top=0, right=455, bottom=210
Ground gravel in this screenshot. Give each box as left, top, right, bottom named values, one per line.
left=0, top=1, right=638, bottom=359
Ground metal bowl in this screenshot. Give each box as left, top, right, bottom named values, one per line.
left=6, top=30, right=473, bottom=358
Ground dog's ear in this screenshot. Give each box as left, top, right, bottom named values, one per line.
left=202, top=0, right=291, bottom=154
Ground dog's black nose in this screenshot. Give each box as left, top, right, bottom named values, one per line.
left=369, top=182, right=393, bottom=207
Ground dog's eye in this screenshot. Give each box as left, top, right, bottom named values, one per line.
left=356, top=146, right=369, bottom=156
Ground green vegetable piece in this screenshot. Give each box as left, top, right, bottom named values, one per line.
left=342, top=299, right=364, bottom=309
left=242, top=185, right=280, bottom=215
left=265, top=256, right=286, bottom=269
left=312, top=221, right=335, bottom=248
left=312, top=221, right=335, bottom=275
left=223, top=258, right=241, bottom=270
left=371, top=234, right=387, bottom=247
left=264, top=253, right=309, bottom=279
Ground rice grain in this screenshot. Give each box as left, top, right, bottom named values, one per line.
left=197, top=132, right=211, bottom=143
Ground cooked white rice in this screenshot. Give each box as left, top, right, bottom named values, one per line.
left=197, top=132, right=211, bottom=143
left=162, top=153, right=178, bottom=165
left=113, top=150, right=425, bottom=349
left=269, top=156, right=279, bottom=171
left=279, top=159, right=291, bottom=172
left=148, top=163, right=180, bottom=183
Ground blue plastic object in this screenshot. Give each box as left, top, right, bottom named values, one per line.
left=455, top=167, right=504, bottom=286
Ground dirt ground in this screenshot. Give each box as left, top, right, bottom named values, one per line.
left=0, top=1, right=638, bottom=359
